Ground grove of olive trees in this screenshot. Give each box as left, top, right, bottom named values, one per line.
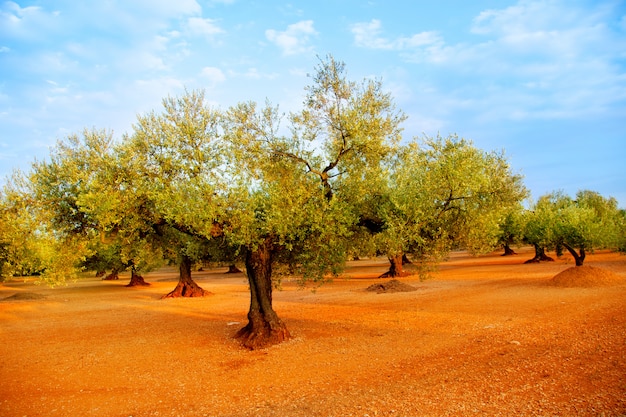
left=1, top=56, right=624, bottom=349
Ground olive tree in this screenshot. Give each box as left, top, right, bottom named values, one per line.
left=550, top=190, right=621, bottom=266
left=123, top=89, right=225, bottom=296
left=0, top=172, right=48, bottom=281
left=28, top=129, right=122, bottom=285
left=375, top=134, right=527, bottom=277
left=219, top=55, right=405, bottom=349
left=521, top=195, right=558, bottom=263
left=497, top=205, right=526, bottom=256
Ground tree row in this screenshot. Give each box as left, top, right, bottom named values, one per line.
left=1, top=56, right=624, bottom=349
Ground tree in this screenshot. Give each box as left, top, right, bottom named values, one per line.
left=497, top=205, right=525, bottom=256
left=29, top=128, right=166, bottom=287
left=373, top=135, right=527, bottom=277
left=81, top=241, right=126, bottom=280
left=123, top=89, right=225, bottom=296
left=0, top=172, right=48, bottom=281
left=522, top=191, right=622, bottom=266
left=222, top=102, right=350, bottom=349
left=157, top=227, right=213, bottom=298
left=27, top=129, right=122, bottom=285
left=521, top=196, right=557, bottom=263
left=618, top=209, right=626, bottom=253
left=220, top=55, right=405, bottom=349
left=550, top=190, right=621, bottom=266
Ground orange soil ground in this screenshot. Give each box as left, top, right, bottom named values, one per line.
left=1, top=247, right=625, bottom=417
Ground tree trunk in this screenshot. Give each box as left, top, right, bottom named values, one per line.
left=379, top=253, right=409, bottom=278
left=524, top=244, right=554, bottom=263
left=162, top=255, right=211, bottom=298
left=125, top=267, right=150, bottom=287
left=226, top=264, right=242, bottom=274
left=102, top=268, right=120, bottom=280
left=235, top=238, right=290, bottom=350
left=502, top=243, right=517, bottom=256
left=562, top=243, right=585, bottom=266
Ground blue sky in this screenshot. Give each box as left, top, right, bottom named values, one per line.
left=1, top=0, right=625, bottom=206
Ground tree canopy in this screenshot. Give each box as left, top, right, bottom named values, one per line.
left=366, top=134, right=527, bottom=277
left=544, top=191, right=621, bottom=265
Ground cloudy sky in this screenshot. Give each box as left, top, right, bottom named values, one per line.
left=1, top=0, right=625, bottom=206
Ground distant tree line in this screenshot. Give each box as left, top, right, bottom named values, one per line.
left=1, top=56, right=624, bottom=348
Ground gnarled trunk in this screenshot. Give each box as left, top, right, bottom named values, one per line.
left=235, top=238, right=290, bottom=350
left=102, top=268, right=120, bottom=280
left=226, top=264, right=242, bottom=274
left=524, top=244, right=554, bottom=264
left=563, top=243, right=585, bottom=266
left=502, top=243, right=517, bottom=256
left=379, top=253, right=409, bottom=278
left=126, top=267, right=150, bottom=287
left=162, top=255, right=211, bottom=298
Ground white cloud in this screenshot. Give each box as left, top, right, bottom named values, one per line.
left=265, top=20, right=317, bottom=55
left=187, top=17, right=224, bottom=38
left=351, top=19, right=441, bottom=50
left=201, top=66, right=226, bottom=83
left=471, top=0, right=580, bottom=36
left=225, top=68, right=278, bottom=81
left=352, top=1, right=626, bottom=122
left=127, top=0, right=202, bottom=17
left=0, top=1, right=60, bottom=41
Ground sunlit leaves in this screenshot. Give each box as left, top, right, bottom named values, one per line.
left=381, top=134, right=527, bottom=265
left=0, top=172, right=46, bottom=280
left=15, top=55, right=621, bottom=289
left=530, top=190, right=622, bottom=258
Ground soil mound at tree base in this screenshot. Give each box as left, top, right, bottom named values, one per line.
left=549, top=266, right=623, bottom=288
left=1, top=292, right=47, bottom=301
left=366, top=279, right=418, bottom=293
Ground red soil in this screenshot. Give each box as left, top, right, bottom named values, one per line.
left=0, top=247, right=624, bottom=416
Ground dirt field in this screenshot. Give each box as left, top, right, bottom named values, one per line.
left=1, top=247, right=625, bottom=417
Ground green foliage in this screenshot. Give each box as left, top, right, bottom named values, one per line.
left=15, top=56, right=603, bottom=290
left=292, top=55, right=406, bottom=202
left=222, top=116, right=355, bottom=283
left=496, top=205, right=526, bottom=250
left=0, top=172, right=47, bottom=280
left=128, top=89, right=225, bottom=227
left=556, top=190, right=620, bottom=250
left=122, top=89, right=228, bottom=270
left=524, top=190, right=622, bottom=264
left=221, top=55, right=407, bottom=284
left=375, top=134, right=527, bottom=272
left=617, top=209, right=626, bottom=253
left=26, top=129, right=120, bottom=284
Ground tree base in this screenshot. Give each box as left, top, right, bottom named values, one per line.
left=226, top=265, right=242, bottom=274
left=161, top=282, right=212, bottom=299
left=102, top=272, right=119, bottom=280
left=524, top=255, right=554, bottom=264
left=234, top=320, right=291, bottom=350
left=125, top=274, right=150, bottom=287
left=378, top=270, right=411, bottom=279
